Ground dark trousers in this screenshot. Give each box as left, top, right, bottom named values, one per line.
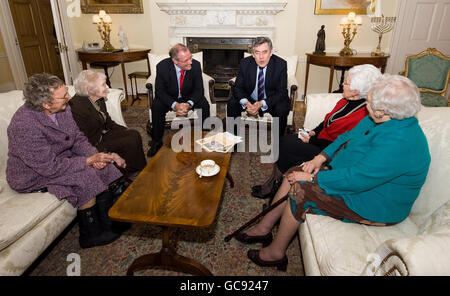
left=226, top=98, right=289, bottom=136
left=151, top=97, right=211, bottom=142
left=277, top=134, right=323, bottom=173
left=97, top=128, right=147, bottom=175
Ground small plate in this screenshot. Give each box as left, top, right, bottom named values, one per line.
left=196, top=164, right=220, bottom=177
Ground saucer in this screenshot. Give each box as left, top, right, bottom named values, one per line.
left=196, top=164, right=220, bottom=177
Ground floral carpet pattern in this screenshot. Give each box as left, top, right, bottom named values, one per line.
left=29, top=103, right=306, bottom=276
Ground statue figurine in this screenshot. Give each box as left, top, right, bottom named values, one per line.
left=118, top=26, right=129, bottom=51
left=314, top=25, right=326, bottom=55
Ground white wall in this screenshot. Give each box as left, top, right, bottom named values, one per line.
left=67, top=0, right=399, bottom=96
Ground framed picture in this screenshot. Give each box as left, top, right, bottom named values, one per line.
left=81, top=0, right=143, bottom=14
left=314, top=0, right=370, bottom=15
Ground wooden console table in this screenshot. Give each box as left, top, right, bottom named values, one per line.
left=304, top=53, right=389, bottom=96
left=77, top=49, right=151, bottom=100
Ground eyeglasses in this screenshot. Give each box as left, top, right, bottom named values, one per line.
left=52, top=86, right=70, bottom=100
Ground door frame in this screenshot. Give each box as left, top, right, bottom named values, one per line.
left=0, top=1, right=27, bottom=90
left=385, top=0, right=406, bottom=74
left=0, top=0, right=78, bottom=89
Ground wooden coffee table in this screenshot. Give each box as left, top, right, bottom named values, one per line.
left=109, top=132, right=233, bottom=276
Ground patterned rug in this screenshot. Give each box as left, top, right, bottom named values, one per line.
left=29, top=103, right=306, bottom=276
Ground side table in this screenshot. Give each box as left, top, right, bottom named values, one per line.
left=304, top=53, right=389, bottom=96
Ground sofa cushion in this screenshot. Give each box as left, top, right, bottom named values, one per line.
left=0, top=91, right=25, bottom=179
left=0, top=179, right=69, bottom=251
left=302, top=214, right=418, bottom=275
left=303, top=93, right=342, bottom=131
left=410, top=106, right=450, bottom=226
left=418, top=200, right=450, bottom=235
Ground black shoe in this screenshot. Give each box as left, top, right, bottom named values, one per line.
left=235, top=232, right=273, bottom=247
left=247, top=249, right=288, bottom=271
left=251, top=185, right=274, bottom=199
left=77, top=204, right=120, bottom=249
left=147, top=140, right=163, bottom=157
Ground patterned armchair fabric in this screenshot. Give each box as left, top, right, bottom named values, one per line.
left=403, top=48, right=450, bottom=107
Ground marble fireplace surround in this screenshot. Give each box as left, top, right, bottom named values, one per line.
left=156, top=1, right=287, bottom=45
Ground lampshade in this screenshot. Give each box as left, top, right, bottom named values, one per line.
left=99, top=10, right=106, bottom=18
left=92, top=15, right=100, bottom=24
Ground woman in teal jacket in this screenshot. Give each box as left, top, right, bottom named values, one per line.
left=237, top=75, right=431, bottom=270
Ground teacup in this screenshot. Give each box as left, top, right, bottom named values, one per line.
left=200, top=159, right=215, bottom=175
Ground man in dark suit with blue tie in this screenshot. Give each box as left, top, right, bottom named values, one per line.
left=227, top=37, right=290, bottom=136
left=149, top=43, right=210, bottom=157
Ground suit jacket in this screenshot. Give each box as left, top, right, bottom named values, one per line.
left=6, top=104, right=121, bottom=207
left=154, top=57, right=205, bottom=110
left=318, top=116, right=430, bottom=223
left=233, top=54, right=289, bottom=110
left=69, top=94, right=126, bottom=147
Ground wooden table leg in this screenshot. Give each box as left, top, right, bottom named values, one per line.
left=121, top=62, right=128, bottom=102
left=328, top=65, right=335, bottom=93
left=226, top=172, right=234, bottom=188
left=126, top=226, right=213, bottom=276
left=303, top=61, right=310, bottom=97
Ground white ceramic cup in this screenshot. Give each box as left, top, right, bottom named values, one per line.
left=200, top=159, right=215, bottom=175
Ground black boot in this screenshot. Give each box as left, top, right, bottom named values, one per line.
left=96, top=190, right=131, bottom=234
left=77, top=204, right=120, bottom=249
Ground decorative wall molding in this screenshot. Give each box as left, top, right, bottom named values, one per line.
left=157, top=2, right=287, bottom=45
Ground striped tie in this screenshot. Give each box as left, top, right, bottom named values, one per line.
left=257, top=67, right=265, bottom=101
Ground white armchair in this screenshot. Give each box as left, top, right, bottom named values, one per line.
left=145, top=52, right=216, bottom=135
left=227, top=54, right=299, bottom=133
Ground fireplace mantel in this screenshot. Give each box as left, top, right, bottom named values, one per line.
left=157, top=1, right=287, bottom=45
left=157, top=2, right=287, bottom=15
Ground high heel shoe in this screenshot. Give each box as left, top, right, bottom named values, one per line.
left=247, top=249, right=288, bottom=271
left=235, top=232, right=273, bottom=247
left=251, top=185, right=273, bottom=199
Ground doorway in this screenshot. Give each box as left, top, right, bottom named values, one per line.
left=387, top=0, right=450, bottom=75
left=8, top=0, right=64, bottom=80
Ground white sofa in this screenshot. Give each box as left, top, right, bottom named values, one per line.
left=0, top=87, right=126, bottom=275
left=300, top=93, right=450, bottom=276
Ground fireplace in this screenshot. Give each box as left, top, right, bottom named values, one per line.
left=187, top=37, right=253, bottom=96
left=157, top=1, right=286, bottom=98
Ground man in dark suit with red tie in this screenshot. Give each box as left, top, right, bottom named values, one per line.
left=149, top=43, right=210, bottom=157
left=227, top=37, right=290, bottom=136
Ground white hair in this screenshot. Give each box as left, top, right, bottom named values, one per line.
left=348, top=64, right=383, bottom=98
left=74, top=70, right=106, bottom=97
left=369, top=74, right=421, bottom=120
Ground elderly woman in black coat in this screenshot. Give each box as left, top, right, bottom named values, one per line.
left=69, top=70, right=147, bottom=180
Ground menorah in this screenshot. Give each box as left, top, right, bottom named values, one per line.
left=370, top=16, right=396, bottom=56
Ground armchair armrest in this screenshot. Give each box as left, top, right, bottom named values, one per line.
left=288, top=76, right=299, bottom=110
left=105, top=89, right=127, bottom=127
left=362, top=232, right=450, bottom=276
left=202, top=73, right=216, bottom=104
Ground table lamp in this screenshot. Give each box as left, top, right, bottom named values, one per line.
left=339, top=12, right=362, bottom=56
left=92, top=10, right=115, bottom=52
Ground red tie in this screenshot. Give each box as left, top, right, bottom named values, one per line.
left=179, top=69, right=185, bottom=94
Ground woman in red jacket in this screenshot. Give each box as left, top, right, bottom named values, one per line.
left=251, top=64, right=382, bottom=200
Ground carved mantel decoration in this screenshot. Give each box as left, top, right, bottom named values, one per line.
left=156, top=1, right=287, bottom=45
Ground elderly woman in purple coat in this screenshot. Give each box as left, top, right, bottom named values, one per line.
left=6, top=73, right=125, bottom=249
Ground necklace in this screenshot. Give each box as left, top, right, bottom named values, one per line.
left=326, top=100, right=366, bottom=127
